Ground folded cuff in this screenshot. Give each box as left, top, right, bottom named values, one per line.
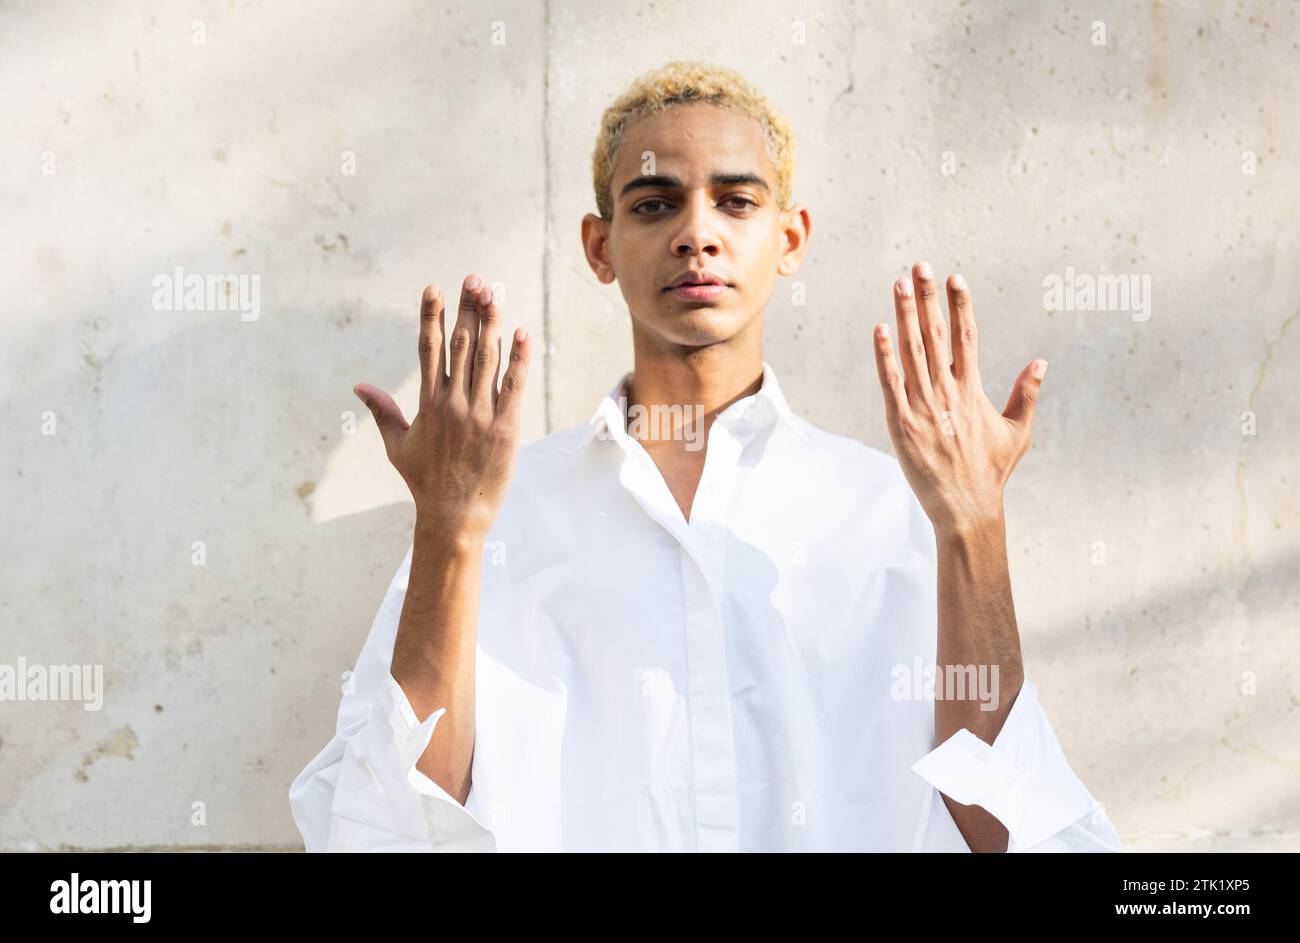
left=909, top=679, right=1107, bottom=852
left=327, top=671, right=497, bottom=851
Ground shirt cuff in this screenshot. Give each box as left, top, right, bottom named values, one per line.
left=909, top=678, right=1114, bottom=852
left=327, top=671, right=497, bottom=851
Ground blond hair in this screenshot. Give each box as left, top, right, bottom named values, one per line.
left=591, top=61, right=797, bottom=221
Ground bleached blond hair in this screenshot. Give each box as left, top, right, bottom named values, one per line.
left=591, top=61, right=797, bottom=221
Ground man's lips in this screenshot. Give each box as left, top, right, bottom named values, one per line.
left=664, top=272, right=731, bottom=301
left=667, top=282, right=730, bottom=301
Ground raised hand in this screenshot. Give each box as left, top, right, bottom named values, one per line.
left=353, top=274, right=531, bottom=542
left=871, top=261, right=1048, bottom=536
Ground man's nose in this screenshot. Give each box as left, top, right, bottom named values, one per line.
left=671, top=193, right=721, bottom=257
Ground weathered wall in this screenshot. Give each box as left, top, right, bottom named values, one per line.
left=2, top=0, right=1296, bottom=850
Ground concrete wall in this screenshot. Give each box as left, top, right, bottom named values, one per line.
left=2, top=0, right=1295, bottom=850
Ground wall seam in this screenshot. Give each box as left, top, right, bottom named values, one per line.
left=541, top=0, right=553, bottom=435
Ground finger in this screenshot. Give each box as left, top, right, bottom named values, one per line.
left=490, top=334, right=503, bottom=412
left=418, top=284, right=446, bottom=403
left=353, top=383, right=409, bottom=457
left=495, top=326, right=531, bottom=427
left=470, top=283, right=501, bottom=413
left=1003, top=359, right=1048, bottom=428
left=945, top=273, right=981, bottom=389
left=893, top=275, right=932, bottom=407
left=447, top=273, right=481, bottom=400
left=872, top=323, right=908, bottom=430
left=911, top=261, right=951, bottom=389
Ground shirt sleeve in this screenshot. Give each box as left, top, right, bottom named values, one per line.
left=908, top=678, right=1122, bottom=852
left=288, top=542, right=497, bottom=852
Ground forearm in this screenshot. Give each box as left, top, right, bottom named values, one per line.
left=934, top=513, right=1025, bottom=851
left=390, top=515, right=484, bottom=805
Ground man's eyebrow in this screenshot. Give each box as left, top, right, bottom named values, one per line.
left=617, top=172, right=771, bottom=199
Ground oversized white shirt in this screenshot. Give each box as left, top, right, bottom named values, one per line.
left=289, top=361, right=1122, bottom=852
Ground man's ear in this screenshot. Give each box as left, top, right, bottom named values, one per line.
left=776, top=203, right=812, bottom=277
left=581, top=213, right=617, bottom=284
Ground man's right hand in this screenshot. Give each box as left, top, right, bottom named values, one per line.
left=353, top=274, right=532, bottom=543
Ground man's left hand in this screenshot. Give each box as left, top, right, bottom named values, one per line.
left=871, top=261, right=1048, bottom=536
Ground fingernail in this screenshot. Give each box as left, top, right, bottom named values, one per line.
left=897, top=278, right=913, bottom=297
left=877, top=323, right=890, bottom=339
left=1032, top=359, right=1048, bottom=380
left=517, top=327, right=528, bottom=342
left=466, top=274, right=481, bottom=290
left=916, top=261, right=932, bottom=280
left=952, top=273, right=967, bottom=290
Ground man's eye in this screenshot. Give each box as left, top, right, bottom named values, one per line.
left=724, top=196, right=757, bottom=209
left=634, top=199, right=671, bottom=214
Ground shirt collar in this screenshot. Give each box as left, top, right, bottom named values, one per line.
left=559, top=360, right=810, bottom=454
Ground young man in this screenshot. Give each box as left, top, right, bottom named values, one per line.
left=289, top=62, right=1121, bottom=852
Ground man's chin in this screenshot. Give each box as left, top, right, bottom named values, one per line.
left=652, top=305, right=752, bottom=346
left=660, top=314, right=754, bottom=348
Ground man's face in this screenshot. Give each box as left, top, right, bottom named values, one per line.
left=582, top=103, right=809, bottom=351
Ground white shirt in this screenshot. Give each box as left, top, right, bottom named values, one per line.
left=289, top=361, right=1122, bottom=852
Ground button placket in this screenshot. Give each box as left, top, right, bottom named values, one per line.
left=679, top=545, right=739, bottom=851
left=606, top=407, right=746, bottom=851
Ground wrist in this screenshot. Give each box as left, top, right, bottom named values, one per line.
left=933, top=508, right=1006, bottom=547
left=413, top=513, right=487, bottom=557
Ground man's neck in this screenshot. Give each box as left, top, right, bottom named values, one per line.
left=622, top=326, right=764, bottom=523
left=625, top=329, right=764, bottom=431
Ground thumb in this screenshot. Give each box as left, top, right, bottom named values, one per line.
left=1002, top=359, right=1048, bottom=428
left=353, top=383, right=409, bottom=455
